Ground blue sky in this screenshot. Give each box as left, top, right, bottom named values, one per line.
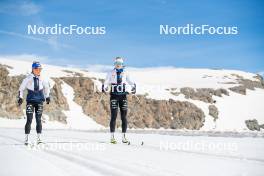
left=0, top=0, right=263, bottom=73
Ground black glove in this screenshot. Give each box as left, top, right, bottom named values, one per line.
left=17, top=98, right=23, bottom=106
left=46, top=97, right=50, bottom=104
left=131, top=84, right=136, bottom=94
left=102, top=85, right=106, bottom=93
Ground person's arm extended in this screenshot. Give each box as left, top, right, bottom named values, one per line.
left=126, top=71, right=136, bottom=94
left=17, top=76, right=29, bottom=106
left=43, top=78, right=50, bottom=98
left=42, top=78, right=51, bottom=104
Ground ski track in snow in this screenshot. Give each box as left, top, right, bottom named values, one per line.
left=1, top=128, right=264, bottom=176
left=0, top=130, right=177, bottom=176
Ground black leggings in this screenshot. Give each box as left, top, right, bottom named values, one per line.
left=110, top=94, right=128, bottom=133
left=25, top=102, right=43, bottom=134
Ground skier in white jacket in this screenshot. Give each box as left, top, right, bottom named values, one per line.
left=102, top=57, right=136, bottom=144
left=18, top=61, right=50, bottom=145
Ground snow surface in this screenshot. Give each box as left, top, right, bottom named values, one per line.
left=0, top=57, right=264, bottom=131
left=0, top=128, right=263, bottom=176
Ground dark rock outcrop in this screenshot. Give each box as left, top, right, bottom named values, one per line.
left=0, top=65, right=25, bottom=119
left=245, top=119, right=260, bottom=131
left=208, top=105, right=219, bottom=121
left=254, top=74, right=264, bottom=87
left=229, top=74, right=264, bottom=95
left=229, top=86, right=246, bottom=95
left=180, top=87, right=229, bottom=103
left=62, top=77, right=206, bottom=129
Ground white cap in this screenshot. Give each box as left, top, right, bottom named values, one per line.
left=114, top=57, right=124, bottom=65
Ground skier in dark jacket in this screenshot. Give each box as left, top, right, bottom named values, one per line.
left=18, top=61, right=50, bottom=145
left=102, top=57, right=136, bottom=144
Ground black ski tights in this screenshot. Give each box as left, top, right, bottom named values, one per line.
left=25, top=102, right=43, bottom=134
left=110, top=94, right=128, bottom=133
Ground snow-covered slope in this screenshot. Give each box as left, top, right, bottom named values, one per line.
left=0, top=57, right=263, bottom=131
left=60, top=81, right=103, bottom=130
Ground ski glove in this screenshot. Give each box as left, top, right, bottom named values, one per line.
left=131, top=84, right=136, bottom=94
left=46, top=97, right=50, bottom=104
left=17, top=98, right=23, bottom=106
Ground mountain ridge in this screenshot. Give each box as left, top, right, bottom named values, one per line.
left=0, top=58, right=263, bottom=131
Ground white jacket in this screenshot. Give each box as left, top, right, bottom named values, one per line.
left=103, top=69, right=135, bottom=91
left=19, top=73, right=50, bottom=99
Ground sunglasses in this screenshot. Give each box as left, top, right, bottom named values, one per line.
left=114, top=61, right=123, bottom=66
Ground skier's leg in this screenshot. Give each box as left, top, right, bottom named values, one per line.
left=119, top=95, right=129, bottom=143
left=110, top=95, right=118, bottom=133
left=25, top=103, right=34, bottom=134
left=119, top=95, right=128, bottom=133
left=35, top=103, right=43, bottom=134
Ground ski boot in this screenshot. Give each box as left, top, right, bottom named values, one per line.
left=110, top=133, right=117, bottom=144
left=122, top=133, right=130, bottom=144
left=24, top=134, right=29, bottom=145
left=37, top=133, right=43, bottom=144
left=110, top=137, right=117, bottom=144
